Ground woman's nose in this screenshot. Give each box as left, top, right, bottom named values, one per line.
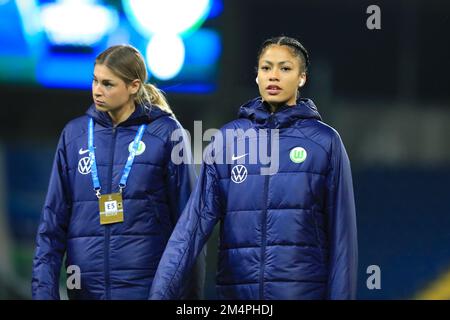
left=93, top=83, right=102, bottom=96
left=269, top=69, right=280, bottom=81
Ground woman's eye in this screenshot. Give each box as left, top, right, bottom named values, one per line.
left=260, top=66, right=270, bottom=71
left=281, top=67, right=292, bottom=71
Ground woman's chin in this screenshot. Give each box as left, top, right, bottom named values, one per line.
left=95, top=104, right=109, bottom=112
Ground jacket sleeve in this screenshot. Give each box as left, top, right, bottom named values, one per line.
left=166, top=124, right=197, bottom=226
left=150, top=141, right=223, bottom=300
left=31, top=130, right=71, bottom=300
left=165, top=123, right=205, bottom=300
left=326, top=132, right=358, bottom=300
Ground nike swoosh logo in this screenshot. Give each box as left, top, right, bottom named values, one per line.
left=231, top=153, right=248, bottom=161
left=79, top=148, right=90, bottom=155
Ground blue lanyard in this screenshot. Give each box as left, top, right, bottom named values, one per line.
left=88, top=117, right=147, bottom=197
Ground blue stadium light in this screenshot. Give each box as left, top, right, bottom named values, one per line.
left=40, top=0, right=118, bottom=46
left=36, top=52, right=98, bottom=89
left=146, top=33, right=185, bottom=80
left=122, top=0, right=211, bottom=37
left=207, top=0, right=223, bottom=19
left=15, top=0, right=42, bottom=40
left=185, top=29, right=221, bottom=66
left=0, top=0, right=222, bottom=92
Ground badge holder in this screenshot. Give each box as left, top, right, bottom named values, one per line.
left=98, top=187, right=124, bottom=225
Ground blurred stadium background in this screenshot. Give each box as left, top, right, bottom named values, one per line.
left=1, top=0, right=450, bottom=299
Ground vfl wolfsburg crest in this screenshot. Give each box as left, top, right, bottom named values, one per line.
left=290, top=147, right=307, bottom=163
left=128, top=141, right=146, bottom=156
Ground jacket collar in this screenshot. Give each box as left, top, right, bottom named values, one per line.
left=86, top=103, right=170, bottom=127
left=238, top=97, right=322, bottom=129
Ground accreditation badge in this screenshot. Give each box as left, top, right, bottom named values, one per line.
left=99, top=193, right=124, bottom=225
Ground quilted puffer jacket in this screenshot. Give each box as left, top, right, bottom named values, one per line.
left=150, top=97, right=357, bottom=300
left=32, top=104, right=204, bottom=300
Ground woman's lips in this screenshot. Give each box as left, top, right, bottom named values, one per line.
left=266, top=85, right=282, bottom=95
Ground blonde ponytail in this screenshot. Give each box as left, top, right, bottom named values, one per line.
left=137, top=83, right=174, bottom=116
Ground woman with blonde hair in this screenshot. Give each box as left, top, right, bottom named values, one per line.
left=32, top=45, right=204, bottom=300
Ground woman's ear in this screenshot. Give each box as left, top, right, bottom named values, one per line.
left=129, top=79, right=141, bottom=95
left=298, top=73, right=307, bottom=88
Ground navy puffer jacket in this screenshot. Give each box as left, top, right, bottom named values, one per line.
left=32, top=104, right=205, bottom=299
left=150, top=97, right=357, bottom=300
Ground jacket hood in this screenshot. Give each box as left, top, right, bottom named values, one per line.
left=86, top=103, right=171, bottom=127
left=238, top=97, right=322, bottom=128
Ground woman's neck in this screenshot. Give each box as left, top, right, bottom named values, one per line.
left=108, top=102, right=135, bottom=126
left=267, top=100, right=297, bottom=113
left=267, top=102, right=288, bottom=113
left=268, top=103, right=279, bottom=114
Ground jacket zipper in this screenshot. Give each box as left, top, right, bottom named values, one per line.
left=259, top=125, right=272, bottom=299
left=104, top=126, right=117, bottom=299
